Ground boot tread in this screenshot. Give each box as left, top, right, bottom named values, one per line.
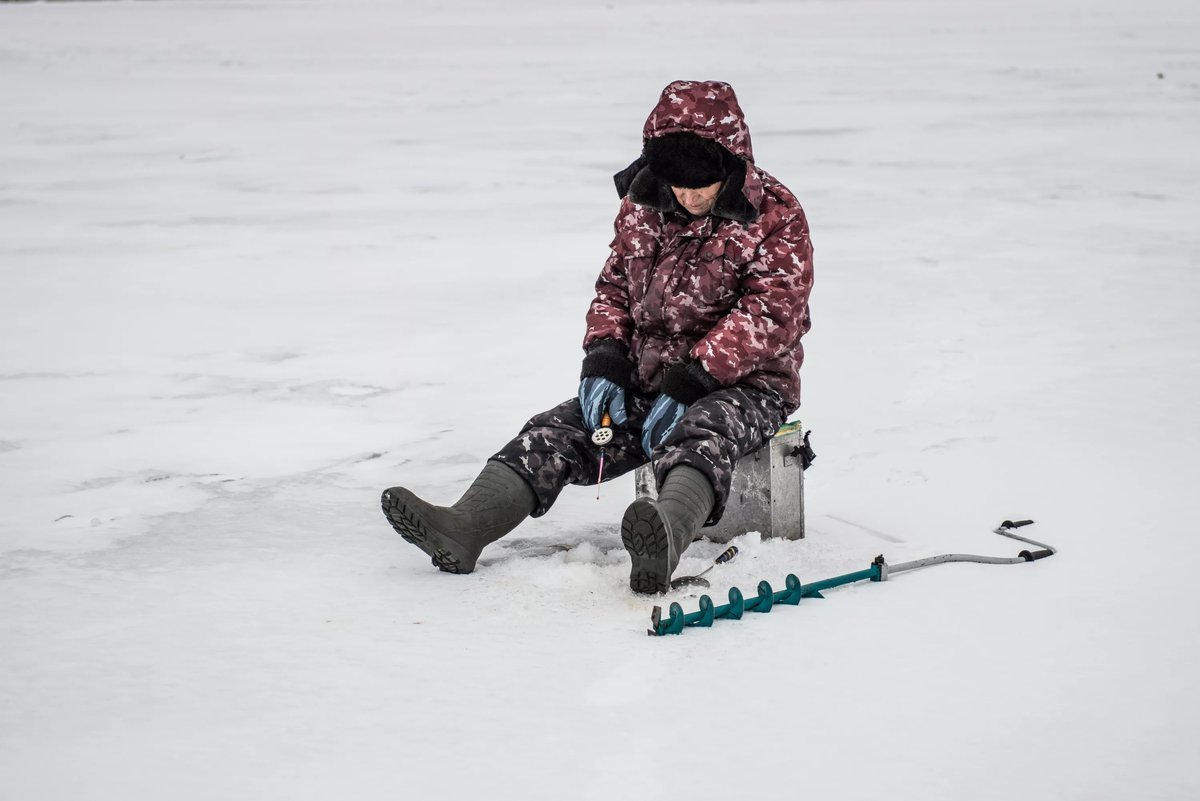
left=380, top=488, right=472, bottom=574
left=621, top=498, right=672, bottom=595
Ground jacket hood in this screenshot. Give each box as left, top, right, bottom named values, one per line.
left=642, top=80, right=754, bottom=164
left=615, top=80, right=762, bottom=222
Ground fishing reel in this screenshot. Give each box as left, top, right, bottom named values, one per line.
left=591, top=413, right=614, bottom=446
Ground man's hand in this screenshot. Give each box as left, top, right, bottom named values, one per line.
left=578, top=376, right=628, bottom=432
left=640, top=358, right=722, bottom=456
left=641, top=393, right=686, bottom=456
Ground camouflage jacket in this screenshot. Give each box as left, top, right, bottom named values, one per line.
left=583, top=80, right=814, bottom=412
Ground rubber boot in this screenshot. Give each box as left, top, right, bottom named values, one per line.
left=621, top=465, right=715, bottom=594
left=381, top=460, right=536, bottom=574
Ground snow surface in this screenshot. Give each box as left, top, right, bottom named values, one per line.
left=2, top=0, right=1199, bottom=798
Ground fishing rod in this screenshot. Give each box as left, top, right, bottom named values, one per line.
left=592, top=411, right=613, bottom=499
left=670, top=545, right=739, bottom=589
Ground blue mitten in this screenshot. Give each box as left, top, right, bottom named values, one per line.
left=579, top=339, right=633, bottom=432
left=578, top=376, right=628, bottom=432
left=641, top=394, right=687, bottom=456
left=640, top=358, right=722, bottom=456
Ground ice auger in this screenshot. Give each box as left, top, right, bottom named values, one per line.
left=648, top=519, right=1056, bottom=636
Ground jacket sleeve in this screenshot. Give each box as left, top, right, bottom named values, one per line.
left=690, top=209, right=814, bottom=385
left=582, top=203, right=637, bottom=350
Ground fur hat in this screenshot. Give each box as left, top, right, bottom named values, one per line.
left=644, top=132, right=737, bottom=188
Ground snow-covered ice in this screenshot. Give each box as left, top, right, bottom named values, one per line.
left=2, top=0, right=1199, bottom=798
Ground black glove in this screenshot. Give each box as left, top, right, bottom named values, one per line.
left=580, top=338, right=634, bottom=387
left=659, top=358, right=721, bottom=405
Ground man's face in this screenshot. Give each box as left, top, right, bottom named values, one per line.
left=671, top=180, right=723, bottom=216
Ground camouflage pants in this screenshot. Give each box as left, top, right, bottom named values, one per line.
left=490, top=386, right=788, bottom=526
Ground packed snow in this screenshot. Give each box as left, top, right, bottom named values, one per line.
left=2, top=0, right=1198, bottom=798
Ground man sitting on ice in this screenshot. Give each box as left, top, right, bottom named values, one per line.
left=382, top=80, right=814, bottom=594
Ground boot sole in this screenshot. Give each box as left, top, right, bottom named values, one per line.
left=621, top=498, right=673, bottom=595
left=380, top=488, right=472, bottom=574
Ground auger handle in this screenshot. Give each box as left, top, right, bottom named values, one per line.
left=995, top=519, right=1056, bottom=558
